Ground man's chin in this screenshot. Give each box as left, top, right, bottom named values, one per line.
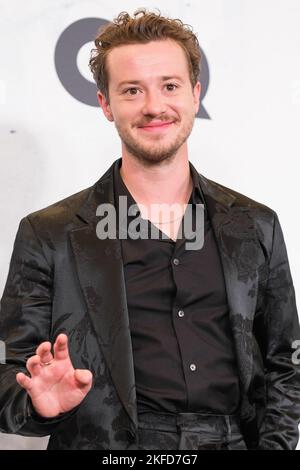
left=129, top=149, right=177, bottom=165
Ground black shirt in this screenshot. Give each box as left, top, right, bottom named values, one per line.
left=113, top=159, right=240, bottom=415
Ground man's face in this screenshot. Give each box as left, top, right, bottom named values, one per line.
left=97, top=39, right=201, bottom=165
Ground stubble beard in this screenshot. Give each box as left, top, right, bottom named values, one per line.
left=114, top=114, right=196, bottom=166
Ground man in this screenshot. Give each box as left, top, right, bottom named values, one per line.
left=0, top=9, right=299, bottom=450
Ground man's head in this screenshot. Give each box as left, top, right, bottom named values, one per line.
left=89, top=9, right=201, bottom=165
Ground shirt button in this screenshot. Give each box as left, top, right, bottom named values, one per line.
left=178, top=310, right=185, bottom=317
left=173, top=258, right=179, bottom=266
left=190, top=363, right=197, bottom=372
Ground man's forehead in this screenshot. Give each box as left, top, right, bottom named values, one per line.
left=106, top=40, right=189, bottom=82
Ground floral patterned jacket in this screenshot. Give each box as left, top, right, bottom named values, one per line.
left=0, top=158, right=299, bottom=449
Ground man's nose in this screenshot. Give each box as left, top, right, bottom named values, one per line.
left=142, top=90, right=167, bottom=116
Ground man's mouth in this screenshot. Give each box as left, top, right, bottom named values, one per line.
left=138, top=121, right=175, bottom=132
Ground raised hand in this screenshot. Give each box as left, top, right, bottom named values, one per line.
left=16, top=333, right=93, bottom=418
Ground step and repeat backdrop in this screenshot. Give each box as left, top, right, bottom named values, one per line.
left=0, top=0, right=299, bottom=449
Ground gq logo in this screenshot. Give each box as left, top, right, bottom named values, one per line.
left=54, top=18, right=210, bottom=119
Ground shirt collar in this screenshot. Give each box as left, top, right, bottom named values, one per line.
left=188, top=161, right=206, bottom=206
left=114, top=158, right=206, bottom=213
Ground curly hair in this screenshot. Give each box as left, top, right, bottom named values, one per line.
left=89, top=8, right=201, bottom=103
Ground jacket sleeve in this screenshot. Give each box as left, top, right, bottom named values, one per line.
left=0, top=217, right=77, bottom=437
left=257, top=212, right=300, bottom=449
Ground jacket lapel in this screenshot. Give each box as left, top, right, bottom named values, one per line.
left=198, top=173, right=262, bottom=392
left=69, top=162, right=138, bottom=430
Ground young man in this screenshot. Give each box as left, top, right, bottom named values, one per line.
left=0, top=9, right=299, bottom=450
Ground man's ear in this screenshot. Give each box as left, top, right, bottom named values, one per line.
left=97, top=91, right=114, bottom=122
left=193, top=81, right=201, bottom=115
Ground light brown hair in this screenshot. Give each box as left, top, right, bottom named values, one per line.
left=89, top=8, right=201, bottom=103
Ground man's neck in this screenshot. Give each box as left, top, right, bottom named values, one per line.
left=119, top=154, right=193, bottom=206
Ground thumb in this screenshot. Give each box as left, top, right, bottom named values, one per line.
left=74, top=369, right=93, bottom=389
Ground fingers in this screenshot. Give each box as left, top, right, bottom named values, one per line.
left=26, top=355, right=42, bottom=377
left=53, top=333, right=69, bottom=361
left=16, top=372, right=33, bottom=392
left=74, top=369, right=93, bottom=390
left=36, top=341, right=53, bottom=365
left=16, top=335, right=70, bottom=394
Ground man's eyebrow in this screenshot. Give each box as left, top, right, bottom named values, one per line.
left=116, top=76, right=184, bottom=89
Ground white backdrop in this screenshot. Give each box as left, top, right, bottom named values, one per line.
left=0, top=0, right=299, bottom=450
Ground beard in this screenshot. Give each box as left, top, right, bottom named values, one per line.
left=114, top=113, right=196, bottom=166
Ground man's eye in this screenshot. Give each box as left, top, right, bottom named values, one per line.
left=165, top=83, right=178, bottom=91
left=124, top=88, right=139, bottom=95
left=123, top=84, right=178, bottom=95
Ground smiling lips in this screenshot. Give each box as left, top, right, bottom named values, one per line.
left=138, top=121, right=174, bottom=132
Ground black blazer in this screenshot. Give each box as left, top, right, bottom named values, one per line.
left=0, top=158, right=299, bottom=449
